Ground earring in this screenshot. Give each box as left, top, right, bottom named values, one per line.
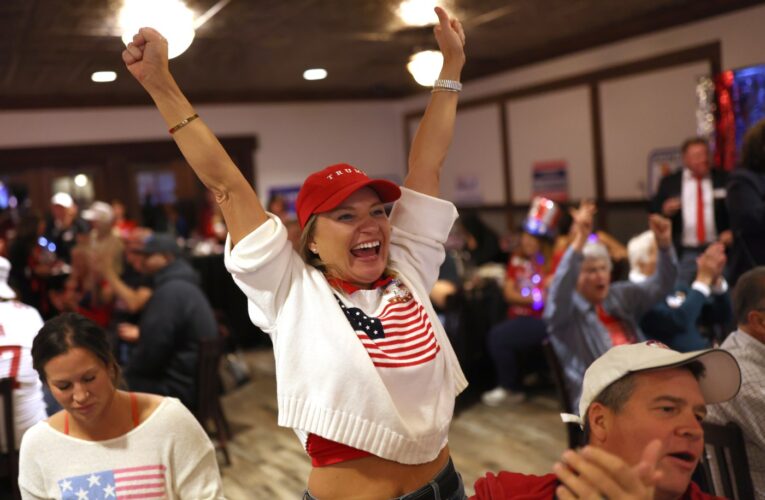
left=310, top=245, right=318, bottom=254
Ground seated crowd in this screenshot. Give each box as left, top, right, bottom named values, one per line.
left=0, top=135, right=762, bottom=499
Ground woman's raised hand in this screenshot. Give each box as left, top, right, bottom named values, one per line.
left=119, top=28, right=265, bottom=245
left=570, top=200, right=597, bottom=251
left=433, top=7, right=466, bottom=71
left=122, top=27, right=173, bottom=93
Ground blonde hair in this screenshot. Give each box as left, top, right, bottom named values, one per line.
left=298, top=215, right=327, bottom=273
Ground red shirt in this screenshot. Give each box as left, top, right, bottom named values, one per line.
left=305, top=434, right=371, bottom=467
left=470, top=471, right=723, bottom=500
left=505, top=254, right=547, bottom=319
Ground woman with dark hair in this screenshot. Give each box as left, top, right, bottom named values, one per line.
left=727, top=118, right=765, bottom=285
left=482, top=227, right=553, bottom=406
left=18, top=313, right=223, bottom=499
left=123, top=6, right=468, bottom=499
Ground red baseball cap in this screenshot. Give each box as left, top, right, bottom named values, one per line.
left=295, top=163, right=401, bottom=228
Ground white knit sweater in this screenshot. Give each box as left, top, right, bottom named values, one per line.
left=18, top=398, right=223, bottom=499
left=225, top=187, right=467, bottom=464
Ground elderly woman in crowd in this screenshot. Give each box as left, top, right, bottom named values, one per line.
left=628, top=231, right=731, bottom=351
left=123, top=6, right=468, bottom=499
left=18, top=313, right=223, bottom=498
left=543, top=202, right=677, bottom=407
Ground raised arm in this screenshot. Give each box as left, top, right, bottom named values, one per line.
left=543, top=201, right=596, bottom=327
left=404, top=7, right=465, bottom=197
left=122, top=28, right=266, bottom=245
left=622, top=215, right=677, bottom=316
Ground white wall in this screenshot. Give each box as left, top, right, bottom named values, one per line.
left=409, top=104, right=505, bottom=205
left=599, top=61, right=710, bottom=200
left=399, top=3, right=765, bottom=204
left=507, top=86, right=595, bottom=203
left=0, top=101, right=405, bottom=201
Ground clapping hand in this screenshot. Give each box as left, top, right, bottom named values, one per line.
left=554, top=440, right=663, bottom=500
left=696, top=242, right=726, bottom=286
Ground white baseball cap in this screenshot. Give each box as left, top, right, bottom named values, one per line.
left=82, top=201, right=114, bottom=224
left=0, top=257, right=16, bottom=300
left=563, top=341, right=741, bottom=426
left=51, top=192, right=74, bottom=208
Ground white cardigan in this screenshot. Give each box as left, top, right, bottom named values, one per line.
left=225, top=187, right=467, bottom=464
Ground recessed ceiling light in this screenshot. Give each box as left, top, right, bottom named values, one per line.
left=74, top=174, right=89, bottom=187
left=398, top=0, right=439, bottom=27
left=119, top=0, right=196, bottom=59
left=407, top=50, right=443, bottom=86
left=91, top=71, right=117, bottom=83
left=303, top=68, right=328, bottom=81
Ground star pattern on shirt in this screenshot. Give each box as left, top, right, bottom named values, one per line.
left=76, top=487, right=89, bottom=500
left=59, top=479, right=73, bottom=492
left=337, top=299, right=385, bottom=340
left=103, top=483, right=116, bottom=498
left=87, top=474, right=100, bottom=487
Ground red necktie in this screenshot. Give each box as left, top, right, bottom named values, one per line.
left=696, top=177, right=706, bottom=244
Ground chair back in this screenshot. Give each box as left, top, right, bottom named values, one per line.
left=0, top=377, right=21, bottom=499
left=195, top=335, right=231, bottom=465
left=0, top=378, right=15, bottom=454
left=196, top=336, right=222, bottom=421
left=699, top=421, right=754, bottom=499
left=541, top=339, right=583, bottom=449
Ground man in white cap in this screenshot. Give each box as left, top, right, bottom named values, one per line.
left=81, top=200, right=124, bottom=277
left=471, top=341, right=740, bottom=499
left=44, top=192, right=89, bottom=264
left=707, top=266, right=765, bottom=498
left=0, top=257, right=48, bottom=453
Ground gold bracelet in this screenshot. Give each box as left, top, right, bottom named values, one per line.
left=168, top=113, right=199, bottom=134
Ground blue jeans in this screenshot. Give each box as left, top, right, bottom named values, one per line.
left=302, top=458, right=466, bottom=500
left=487, top=316, right=548, bottom=391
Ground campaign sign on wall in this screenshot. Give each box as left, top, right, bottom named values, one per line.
left=267, top=185, right=301, bottom=218
left=532, top=160, right=568, bottom=202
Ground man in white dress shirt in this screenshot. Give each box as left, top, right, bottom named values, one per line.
left=651, top=137, right=731, bottom=285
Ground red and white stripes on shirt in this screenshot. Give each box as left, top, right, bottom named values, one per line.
left=335, top=279, right=441, bottom=369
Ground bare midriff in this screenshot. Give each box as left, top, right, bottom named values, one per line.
left=306, top=445, right=450, bottom=500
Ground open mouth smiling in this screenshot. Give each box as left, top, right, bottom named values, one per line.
left=350, top=240, right=381, bottom=258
